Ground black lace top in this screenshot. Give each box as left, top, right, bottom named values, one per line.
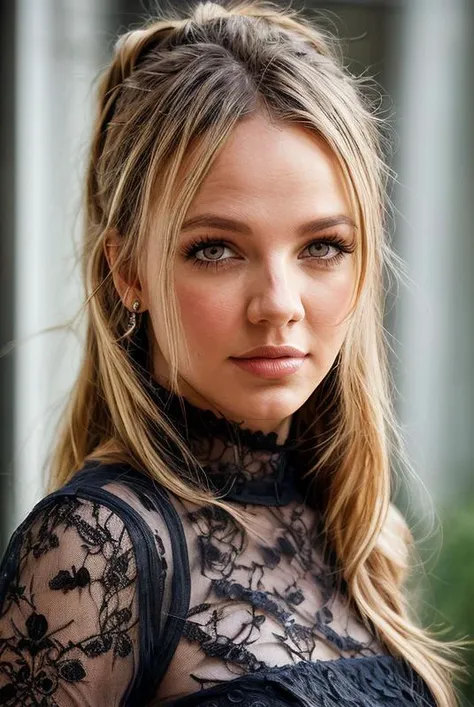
left=0, top=380, right=435, bottom=706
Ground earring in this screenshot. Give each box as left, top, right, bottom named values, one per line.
left=124, top=299, right=141, bottom=338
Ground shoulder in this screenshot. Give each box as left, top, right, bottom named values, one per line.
left=2, top=459, right=179, bottom=617
left=0, top=460, right=180, bottom=705
left=3, top=460, right=173, bottom=582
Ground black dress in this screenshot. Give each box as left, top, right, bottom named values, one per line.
left=0, top=380, right=435, bottom=706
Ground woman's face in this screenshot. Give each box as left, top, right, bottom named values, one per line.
left=141, top=113, right=357, bottom=441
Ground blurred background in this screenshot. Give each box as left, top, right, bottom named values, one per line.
left=0, top=0, right=472, bottom=702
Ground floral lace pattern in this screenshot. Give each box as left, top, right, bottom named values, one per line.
left=0, top=496, right=140, bottom=706
left=0, top=377, right=436, bottom=705
left=157, top=492, right=382, bottom=702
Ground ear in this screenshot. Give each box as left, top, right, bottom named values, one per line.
left=103, top=230, right=147, bottom=312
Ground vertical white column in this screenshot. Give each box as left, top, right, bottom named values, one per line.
left=13, top=0, right=111, bottom=530
left=390, top=0, right=472, bottom=507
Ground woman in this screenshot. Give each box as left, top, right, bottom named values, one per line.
left=0, top=1, right=463, bottom=705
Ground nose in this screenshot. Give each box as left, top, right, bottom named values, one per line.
left=246, top=260, right=305, bottom=327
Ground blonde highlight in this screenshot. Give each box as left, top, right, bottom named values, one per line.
left=47, top=2, right=465, bottom=704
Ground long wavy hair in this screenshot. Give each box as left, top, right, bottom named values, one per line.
left=47, top=1, right=464, bottom=703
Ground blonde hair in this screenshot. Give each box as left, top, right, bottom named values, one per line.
left=47, top=1, right=465, bottom=703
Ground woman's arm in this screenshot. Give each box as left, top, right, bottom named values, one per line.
left=0, top=495, right=143, bottom=706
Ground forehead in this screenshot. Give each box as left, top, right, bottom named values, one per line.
left=187, top=113, right=352, bottom=216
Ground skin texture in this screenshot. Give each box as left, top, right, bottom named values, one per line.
left=108, top=112, right=357, bottom=443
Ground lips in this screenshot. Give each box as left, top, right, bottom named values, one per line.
left=230, top=355, right=307, bottom=379
left=234, top=345, right=306, bottom=359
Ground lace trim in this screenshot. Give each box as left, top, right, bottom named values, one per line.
left=163, top=655, right=435, bottom=707
left=146, top=379, right=303, bottom=505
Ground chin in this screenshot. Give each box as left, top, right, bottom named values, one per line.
left=214, top=385, right=309, bottom=422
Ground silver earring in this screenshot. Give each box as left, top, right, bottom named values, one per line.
left=124, top=299, right=140, bottom=338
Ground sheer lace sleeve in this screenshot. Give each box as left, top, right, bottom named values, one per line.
left=0, top=493, right=146, bottom=706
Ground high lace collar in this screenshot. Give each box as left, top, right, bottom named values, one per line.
left=149, top=378, right=304, bottom=506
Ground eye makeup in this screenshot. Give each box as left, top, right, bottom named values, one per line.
left=181, top=233, right=355, bottom=272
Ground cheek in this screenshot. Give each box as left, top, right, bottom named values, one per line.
left=306, top=269, right=355, bottom=348
left=312, top=273, right=354, bottom=323
left=176, top=282, right=238, bottom=351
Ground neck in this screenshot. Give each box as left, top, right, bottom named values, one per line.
left=148, top=376, right=303, bottom=506
left=155, top=375, right=293, bottom=444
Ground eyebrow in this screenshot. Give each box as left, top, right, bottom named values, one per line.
left=181, top=213, right=356, bottom=236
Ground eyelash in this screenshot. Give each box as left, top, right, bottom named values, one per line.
left=182, top=233, right=355, bottom=271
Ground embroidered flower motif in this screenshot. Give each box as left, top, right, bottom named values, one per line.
left=0, top=497, right=138, bottom=705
